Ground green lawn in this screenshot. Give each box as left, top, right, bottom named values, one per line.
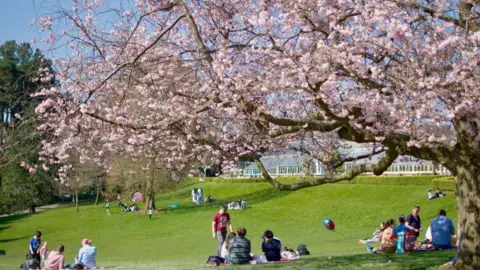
left=0, top=182, right=458, bottom=269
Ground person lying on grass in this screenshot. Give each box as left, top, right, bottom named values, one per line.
left=358, top=222, right=384, bottom=244
left=367, top=219, right=396, bottom=254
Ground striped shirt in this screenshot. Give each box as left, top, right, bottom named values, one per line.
left=229, top=236, right=251, bottom=264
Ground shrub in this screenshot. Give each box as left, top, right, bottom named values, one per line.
left=190, top=175, right=442, bottom=186
left=432, top=177, right=456, bottom=191
left=350, top=175, right=439, bottom=186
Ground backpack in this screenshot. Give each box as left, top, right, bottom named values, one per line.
left=206, top=255, right=225, bottom=266
left=296, top=244, right=310, bottom=255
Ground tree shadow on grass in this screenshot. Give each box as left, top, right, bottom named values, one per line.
left=159, top=187, right=291, bottom=214
left=0, top=236, right=29, bottom=243
left=227, top=251, right=456, bottom=269
left=0, top=212, right=45, bottom=233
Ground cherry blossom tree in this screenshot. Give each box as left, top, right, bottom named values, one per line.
left=32, top=0, right=480, bottom=268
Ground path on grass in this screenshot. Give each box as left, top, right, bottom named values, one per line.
left=0, top=203, right=62, bottom=218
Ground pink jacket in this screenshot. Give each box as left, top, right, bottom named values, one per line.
left=43, top=251, right=65, bottom=270
left=40, top=246, right=49, bottom=255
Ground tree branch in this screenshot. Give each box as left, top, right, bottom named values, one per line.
left=84, top=13, right=186, bottom=103
left=254, top=146, right=399, bottom=191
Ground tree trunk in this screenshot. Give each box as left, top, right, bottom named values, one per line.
left=453, top=163, right=480, bottom=270
left=95, top=178, right=101, bottom=205
left=144, top=160, right=156, bottom=211
left=29, top=204, right=36, bottom=213
left=75, top=189, right=79, bottom=212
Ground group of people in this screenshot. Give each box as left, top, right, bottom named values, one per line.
left=428, top=188, right=447, bottom=200
left=120, top=203, right=139, bottom=212
left=23, top=231, right=97, bottom=270
left=191, top=188, right=204, bottom=204
left=210, top=205, right=298, bottom=265
left=227, top=199, right=246, bottom=210
left=360, top=206, right=456, bottom=255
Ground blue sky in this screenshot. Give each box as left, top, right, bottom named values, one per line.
left=0, top=1, right=43, bottom=46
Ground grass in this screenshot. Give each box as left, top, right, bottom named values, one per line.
left=0, top=182, right=458, bottom=269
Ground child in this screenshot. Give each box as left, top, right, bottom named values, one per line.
left=40, top=241, right=49, bottom=266
left=359, top=222, right=384, bottom=244
left=106, top=200, right=111, bottom=216
left=148, top=208, right=153, bottom=220
left=29, top=231, right=42, bottom=265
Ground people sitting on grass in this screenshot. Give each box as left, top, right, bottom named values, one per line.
left=196, top=188, right=204, bottom=204
left=262, top=230, right=282, bottom=262
left=220, top=232, right=236, bottom=263
left=430, top=209, right=455, bottom=250
left=205, top=195, right=216, bottom=203
left=359, top=222, right=384, bottom=244
left=391, top=215, right=415, bottom=253
left=43, top=244, right=65, bottom=270
left=436, top=188, right=446, bottom=197
left=191, top=188, right=197, bottom=204
left=428, top=190, right=438, bottom=200
left=367, top=219, right=396, bottom=254
left=423, top=226, right=432, bottom=244
left=122, top=203, right=139, bottom=212
left=392, top=216, right=411, bottom=235
left=229, top=227, right=251, bottom=264
left=73, top=238, right=97, bottom=269
left=227, top=199, right=246, bottom=210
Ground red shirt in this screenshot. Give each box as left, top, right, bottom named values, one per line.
left=213, top=212, right=230, bottom=232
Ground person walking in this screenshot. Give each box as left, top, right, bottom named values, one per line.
left=106, top=200, right=111, bottom=216
left=148, top=208, right=153, bottom=220
left=212, top=205, right=233, bottom=256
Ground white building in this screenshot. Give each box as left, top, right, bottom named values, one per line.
left=242, top=142, right=450, bottom=177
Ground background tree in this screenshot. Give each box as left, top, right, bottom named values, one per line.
left=0, top=40, right=57, bottom=214
left=32, top=1, right=480, bottom=268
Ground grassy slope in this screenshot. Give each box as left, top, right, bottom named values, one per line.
left=0, top=182, right=457, bottom=269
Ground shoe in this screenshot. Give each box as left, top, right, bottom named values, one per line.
left=366, top=245, right=375, bottom=254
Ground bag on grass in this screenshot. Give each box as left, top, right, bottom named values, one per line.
left=404, top=231, right=417, bottom=252
left=296, top=244, right=310, bottom=255
left=206, top=255, right=225, bottom=266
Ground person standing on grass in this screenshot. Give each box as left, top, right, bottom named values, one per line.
left=106, top=200, right=111, bottom=216
left=212, top=205, right=233, bottom=256
left=406, top=205, right=421, bottom=239
left=148, top=207, right=153, bottom=220
left=40, top=241, right=49, bottom=267
left=29, top=231, right=42, bottom=265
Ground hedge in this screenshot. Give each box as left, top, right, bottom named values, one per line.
left=191, top=175, right=442, bottom=186
left=432, top=177, right=456, bottom=191
left=349, top=175, right=439, bottom=186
